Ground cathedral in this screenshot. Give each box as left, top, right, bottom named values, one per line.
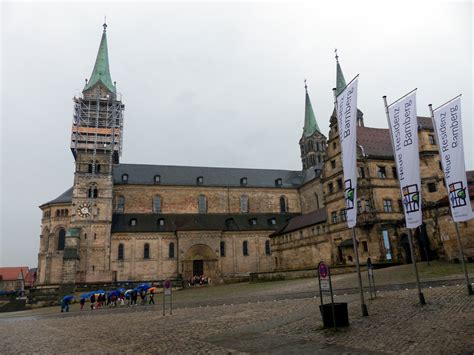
left=37, top=25, right=474, bottom=286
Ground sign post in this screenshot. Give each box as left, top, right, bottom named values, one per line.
left=317, top=261, right=336, bottom=329
left=162, top=279, right=172, bottom=316
left=367, top=257, right=376, bottom=299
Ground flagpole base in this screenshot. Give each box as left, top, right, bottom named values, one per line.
left=467, top=284, right=473, bottom=296
left=418, top=292, right=426, bottom=306
left=361, top=303, right=369, bottom=317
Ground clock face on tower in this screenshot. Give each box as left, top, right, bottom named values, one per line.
left=77, top=203, right=92, bottom=218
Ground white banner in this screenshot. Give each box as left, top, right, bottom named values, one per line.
left=387, top=90, right=422, bottom=228
left=432, top=96, right=473, bottom=222
left=336, top=77, right=359, bottom=228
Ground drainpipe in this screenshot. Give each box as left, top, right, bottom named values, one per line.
left=175, top=231, right=179, bottom=279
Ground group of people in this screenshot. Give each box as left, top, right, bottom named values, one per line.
left=188, top=275, right=210, bottom=287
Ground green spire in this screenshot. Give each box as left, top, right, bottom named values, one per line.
left=303, top=80, right=320, bottom=137
left=84, top=23, right=115, bottom=93
left=335, top=50, right=346, bottom=96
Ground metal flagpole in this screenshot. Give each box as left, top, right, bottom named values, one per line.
left=333, top=87, right=368, bottom=317
left=455, top=222, right=473, bottom=295
left=352, top=228, right=369, bottom=316
left=383, top=95, right=425, bottom=306
left=429, top=103, right=472, bottom=296
left=408, top=229, right=426, bottom=305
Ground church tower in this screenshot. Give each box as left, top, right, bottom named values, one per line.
left=299, top=81, right=326, bottom=170
left=62, top=23, right=125, bottom=285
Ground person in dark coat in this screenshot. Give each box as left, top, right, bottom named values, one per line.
left=90, top=294, right=96, bottom=310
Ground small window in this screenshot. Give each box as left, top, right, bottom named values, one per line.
left=240, top=195, right=249, bottom=213
left=362, top=241, right=369, bottom=252
left=243, top=241, right=249, bottom=256
left=299, top=231, right=304, bottom=239
left=153, top=195, right=162, bottom=213
left=378, top=166, right=387, bottom=179
left=428, top=182, right=437, bottom=192
left=439, top=161, right=443, bottom=171
left=196, top=176, right=204, bottom=185
left=331, top=211, right=338, bottom=223
left=198, top=195, right=207, bottom=213
left=332, top=141, right=337, bottom=149
left=265, top=240, right=271, bottom=255
left=116, top=196, right=125, bottom=212
left=269, top=218, right=276, bottom=225
left=240, top=177, right=247, bottom=186
left=88, top=164, right=93, bottom=173
left=130, top=218, right=137, bottom=226
left=220, top=241, right=226, bottom=257
left=122, top=173, right=129, bottom=182
left=249, top=218, right=257, bottom=225
left=429, top=134, right=436, bottom=145
left=144, top=243, right=150, bottom=259
left=57, top=229, right=66, bottom=251
left=96, top=164, right=101, bottom=173
left=328, top=183, right=334, bottom=194
left=340, top=209, right=347, bottom=221
left=169, top=242, right=175, bottom=258
left=279, top=196, right=288, bottom=213
left=358, top=166, right=365, bottom=178
left=275, top=178, right=283, bottom=187
left=316, top=226, right=320, bottom=234
left=154, top=175, right=161, bottom=184
left=398, top=199, right=403, bottom=211
left=365, top=199, right=372, bottom=212
left=331, top=160, right=336, bottom=169
left=158, top=218, right=165, bottom=226
left=392, top=166, right=398, bottom=179
left=337, top=179, right=343, bottom=191
left=118, top=243, right=124, bottom=260
left=383, top=199, right=392, bottom=212
left=357, top=200, right=362, bottom=213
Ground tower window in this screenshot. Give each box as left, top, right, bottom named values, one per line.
left=243, top=241, right=249, bottom=256
left=332, top=141, right=337, bottom=149
left=392, top=166, right=398, bottom=179
left=377, top=166, right=387, bottom=179
left=198, top=195, right=207, bottom=213
left=240, top=195, right=249, bottom=213
left=118, top=243, right=124, bottom=260
left=331, top=211, right=338, bottom=223
left=130, top=218, right=137, bottom=226
left=337, top=179, right=343, bottom=191
left=428, top=182, right=437, bottom=192
left=383, top=199, right=393, bottom=212
left=398, top=199, right=404, bottom=211
left=144, top=243, right=150, bottom=259
left=196, top=176, right=204, bottom=185
left=57, top=228, right=66, bottom=251
left=275, top=178, right=283, bottom=187
left=279, top=196, right=288, bottom=213
left=121, top=173, right=129, bottom=182
left=358, top=166, right=365, bottom=178
left=362, top=241, right=369, bottom=252
left=240, top=177, right=247, bottom=186
left=88, top=164, right=93, bottom=173
left=328, top=183, right=334, bottom=194
left=265, top=240, right=271, bottom=255
left=429, top=135, right=436, bottom=145
left=340, top=209, right=347, bottom=221
left=331, top=160, right=336, bottom=169
left=169, top=242, right=175, bottom=258
left=154, top=175, right=161, bottom=184
left=220, top=241, right=226, bottom=257
left=153, top=195, right=162, bottom=213
left=88, top=186, right=98, bottom=198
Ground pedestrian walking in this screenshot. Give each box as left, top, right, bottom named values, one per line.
left=149, top=290, right=155, bottom=305
left=90, top=294, right=96, bottom=310
left=80, top=297, right=85, bottom=311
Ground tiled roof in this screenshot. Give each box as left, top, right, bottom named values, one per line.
left=0, top=267, right=29, bottom=282
left=357, top=117, right=434, bottom=158
left=271, top=208, right=327, bottom=236
left=112, top=213, right=298, bottom=233
left=113, top=164, right=304, bottom=188
left=40, top=187, right=73, bottom=207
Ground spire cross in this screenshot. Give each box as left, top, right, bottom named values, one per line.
left=304, top=78, right=308, bottom=92
left=335, top=48, right=339, bottom=62
left=103, top=16, right=107, bottom=32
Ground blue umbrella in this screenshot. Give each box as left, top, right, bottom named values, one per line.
left=63, top=295, right=75, bottom=302
left=80, top=292, right=92, bottom=300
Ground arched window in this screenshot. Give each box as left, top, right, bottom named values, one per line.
left=57, top=228, right=66, bottom=251
left=88, top=186, right=98, bottom=198
left=153, top=195, right=162, bottom=213
left=169, top=242, right=175, bottom=258
left=144, top=243, right=150, bottom=259
left=265, top=240, right=271, bottom=255
left=280, top=196, right=288, bottom=213
left=116, top=195, right=125, bottom=212
left=243, top=241, right=249, bottom=256
left=55, top=210, right=60, bottom=217
left=65, top=209, right=68, bottom=216
left=118, top=243, right=124, bottom=260
left=198, top=195, right=207, bottom=213
left=240, top=195, right=249, bottom=213
left=220, top=241, right=226, bottom=257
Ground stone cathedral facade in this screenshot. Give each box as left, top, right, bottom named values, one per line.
left=37, top=25, right=473, bottom=286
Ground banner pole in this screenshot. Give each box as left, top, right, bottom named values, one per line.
left=352, top=227, right=369, bottom=316
left=428, top=103, right=472, bottom=296
left=454, top=222, right=473, bottom=295
left=408, top=228, right=426, bottom=305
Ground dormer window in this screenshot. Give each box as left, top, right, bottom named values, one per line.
left=275, top=178, right=282, bottom=187
left=197, top=176, right=204, bottom=185
left=154, top=175, right=161, bottom=184
left=158, top=218, right=165, bottom=226
left=122, top=173, right=129, bottom=182
left=249, top=218, right=257, bottom=225
left=130, top=218, right=137, bottom=226
left=240, top=177, right=247, bottom=186
left=269, top=218, right=276, bottom=225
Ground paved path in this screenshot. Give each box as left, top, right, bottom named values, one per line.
left=1, top=285, right=473, bottom=354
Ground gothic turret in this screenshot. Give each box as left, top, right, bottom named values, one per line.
left=299, top=81, right=327, bottom=170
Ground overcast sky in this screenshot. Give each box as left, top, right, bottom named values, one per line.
left=1, top=1, right=472, bottom=267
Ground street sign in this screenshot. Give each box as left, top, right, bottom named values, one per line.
left=163, top=279, right=172, bottom=316
left=319, top=262, right=328, bottom=279
left=320, top=279, right=330, bottom=291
